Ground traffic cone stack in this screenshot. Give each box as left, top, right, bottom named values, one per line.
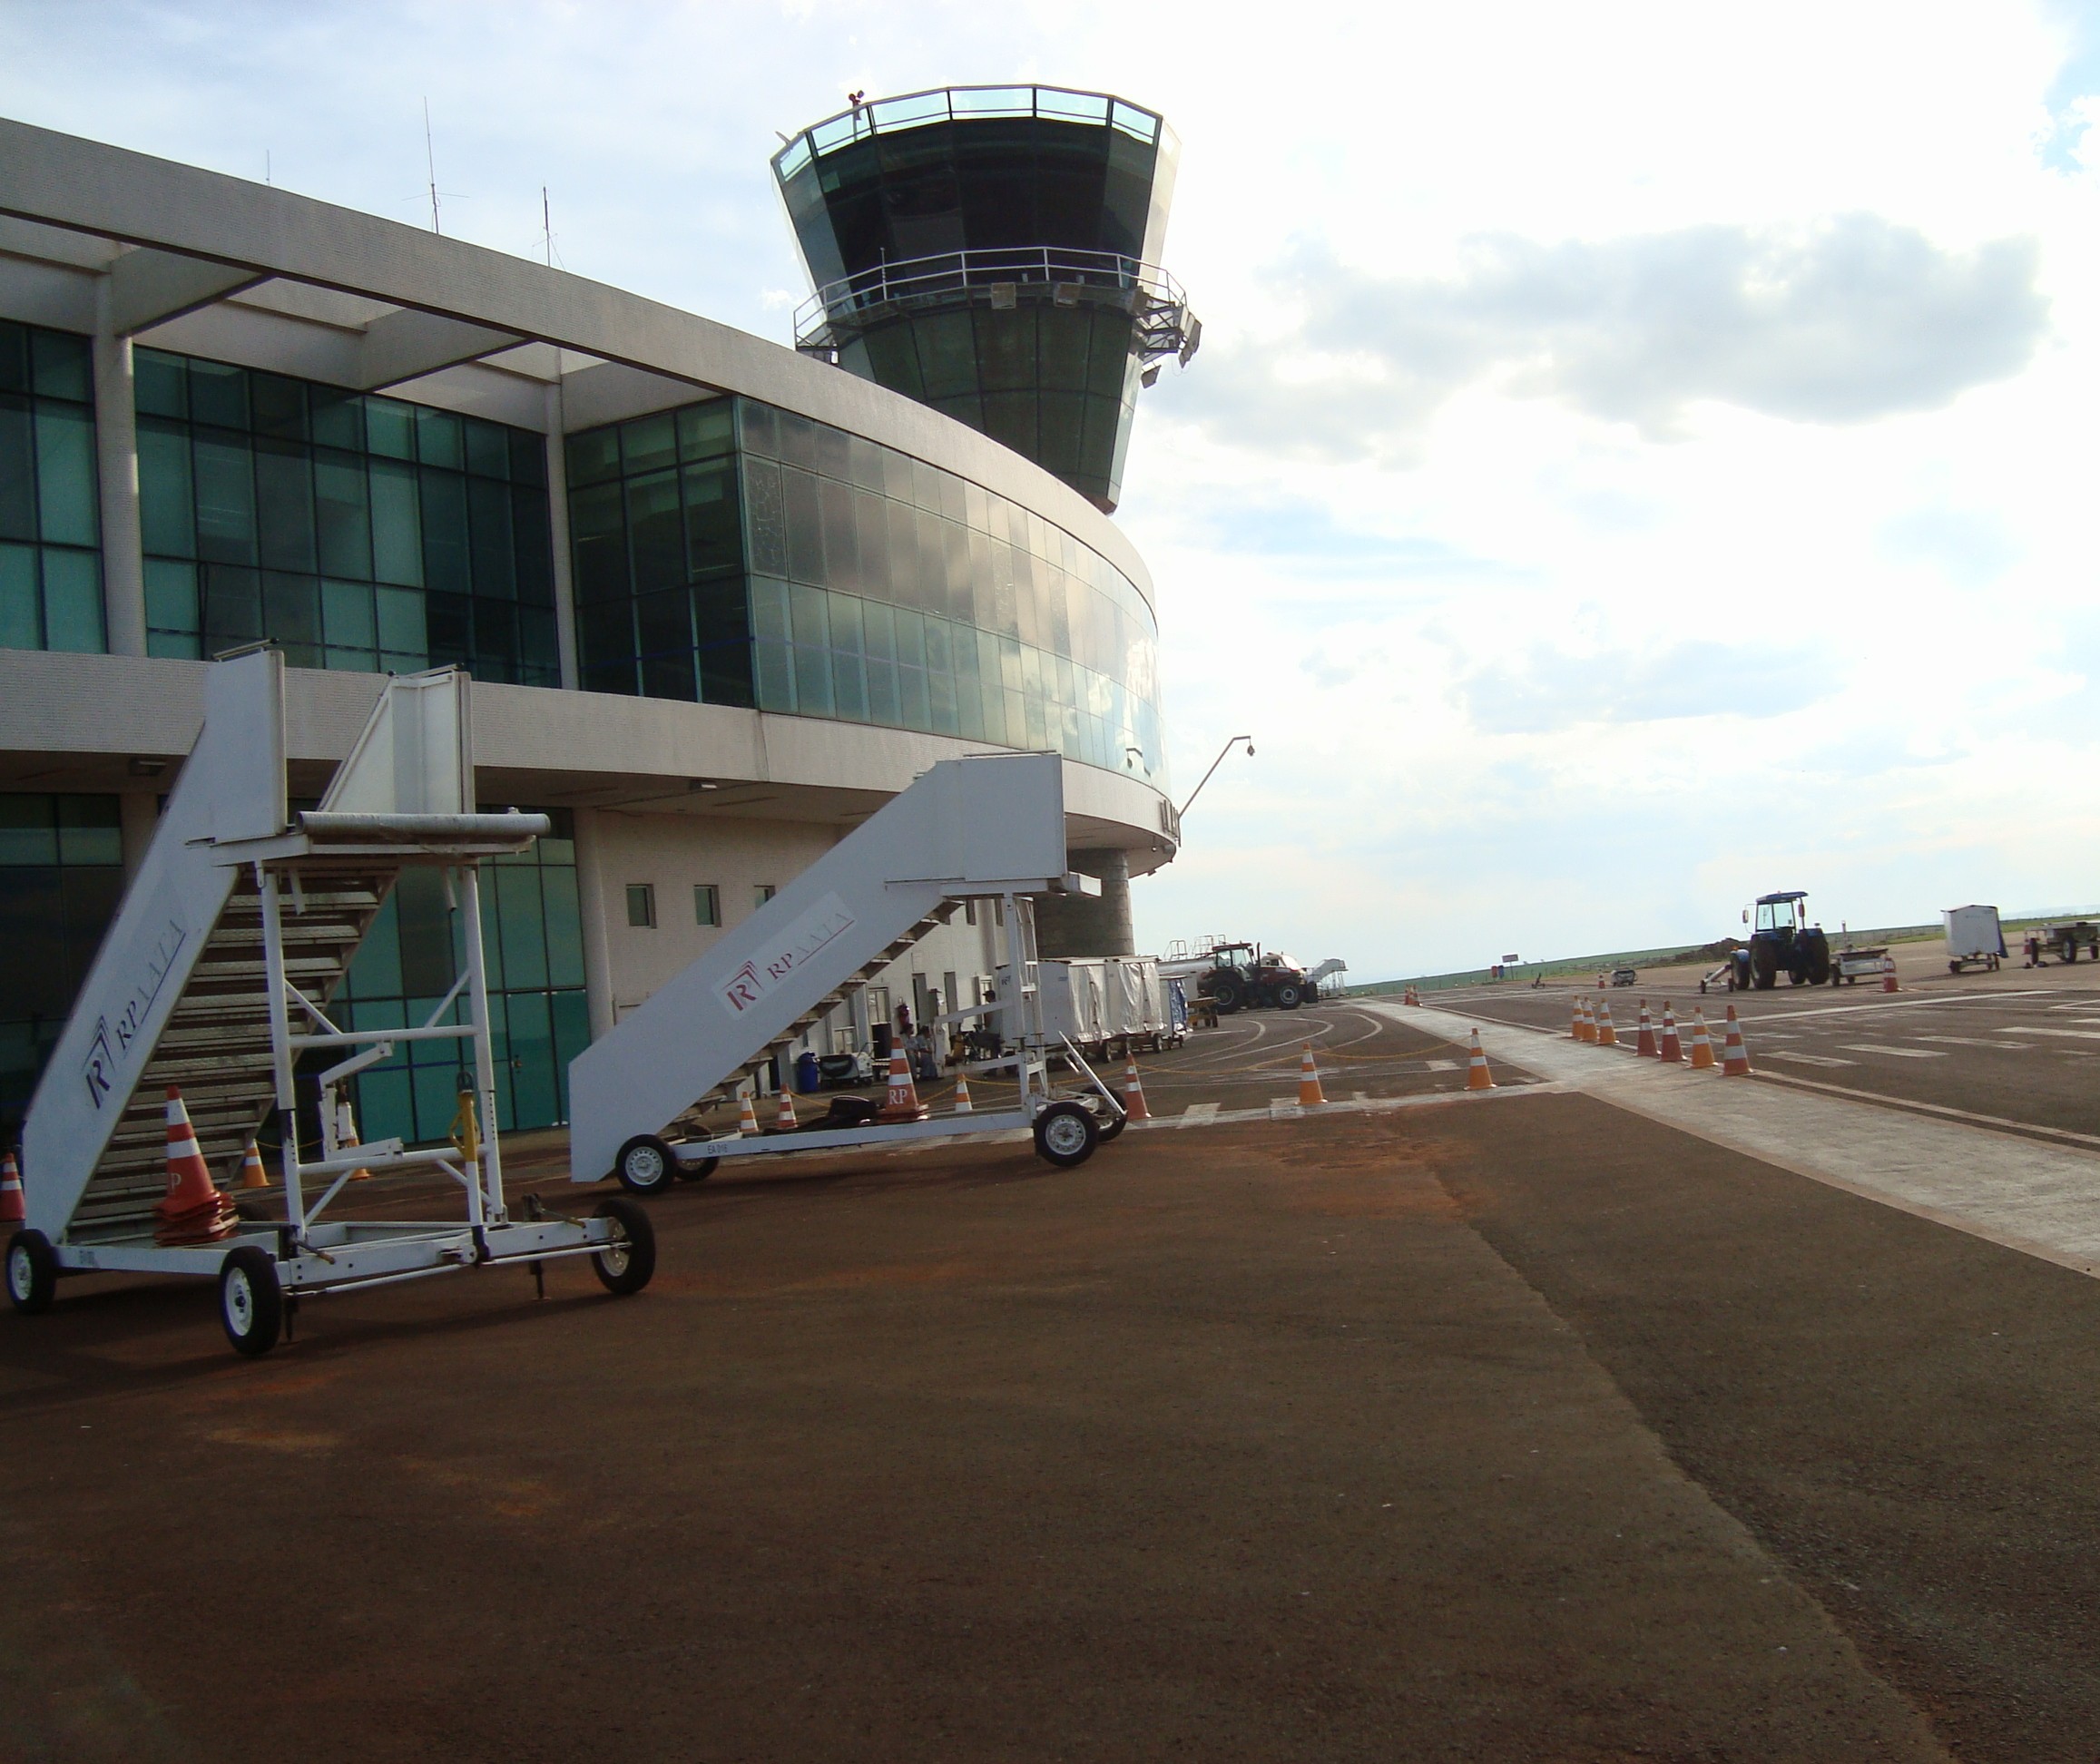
left=1124, top=1057, right=1152, bottom=1121
left=1298, top=1044, right=1327, bottom=1106
left=337, top=1098, right=371, bottom=1181
left=1881, top=957, right=1899, bottom=994
left=1596, top=1003, right=1618, bottom=1047
left=237, top=1135, right=270, bottom=1191
left=1687, top=1009, right=1717, bottom=1071
left=953, top=1072, right=974, bottom=1114
left=1466, top=1028, right=1495, bottom=1090
left=737, top=1091, right=761, bottom=1135
left=1634, top=1002, right=1657, bottom=1057
left=1658, top=1004, right=1683, bottom=1063
left=773, top=1087, right=800, bottom=1131
left=154, top=1087, right=238, bottom=1247
left=877, top=1050, right=928, bottom=1122
left=1721, top=1005, right=1752, bottom=1077
left=0, top=1150, right=24, bottom=1224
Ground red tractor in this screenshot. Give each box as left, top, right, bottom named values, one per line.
left=1198, top=942, right=1312, bottom=1013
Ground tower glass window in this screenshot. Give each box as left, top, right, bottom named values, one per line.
left=0, top=321, right=104, bottom=655
left=133, top=348, right=559, bottom=683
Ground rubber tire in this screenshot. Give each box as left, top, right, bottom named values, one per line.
left=1751, top=945, right=1779, bottom=990
left=6, top=1229, right=56, bottom=1316
left=674, top=1156, right=720, bottom=1183
left=591, top=1197, right=657, bottom=1295
left=1210, top=980, right=1242, bottom=1015
left=613, top=1134, right=679, bottom=1196
left=1274, top=984, right=1302, bottom=1009
left=1094, top=1100, right=1128, bottom=1142
left=1033, top=1101, right=1100, bottom=1169
left=219, top=1246, right=283, bottom=1357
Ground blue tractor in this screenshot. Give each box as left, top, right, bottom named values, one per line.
left=1730, top=890, right=1833, bottom=990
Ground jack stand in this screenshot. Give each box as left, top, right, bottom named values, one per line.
left=284, top=1292, right=299, bottom=1343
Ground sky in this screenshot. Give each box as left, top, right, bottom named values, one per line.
left=3, top=0, right=2097, bottom=979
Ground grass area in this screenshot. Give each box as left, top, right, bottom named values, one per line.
left=1351, top=910, right=2100, bottom=997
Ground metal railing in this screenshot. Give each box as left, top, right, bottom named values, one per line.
left=793, top=245, right=1199, bottom=366
left=773, top=85, right=1164, bottom=182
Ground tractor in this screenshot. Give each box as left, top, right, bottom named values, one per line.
left=1729, top=890, right=1832, bottom=989
left=1198, top=942, right=1311, bottom=1013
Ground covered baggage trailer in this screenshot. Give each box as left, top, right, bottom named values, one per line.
left=1943, top=905, right=2005, bottom=974
left=5, top=653, right=652, bottom=1357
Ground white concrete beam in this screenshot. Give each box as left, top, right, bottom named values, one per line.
left=356, top=308, right=522, bottom=390
left=107, top=247, right=267, bottom=335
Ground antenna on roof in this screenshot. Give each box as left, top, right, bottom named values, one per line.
left=265, top=150, right=272, bottom=187
left=423, top=98, right=441, bottom=234
left=543, top=186, right=552, bottom=266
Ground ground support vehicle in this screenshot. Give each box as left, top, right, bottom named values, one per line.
left=1943, top=906, right=2005, bottom=974
left=1193, top=942, right=1313, bottom=1014
left=5, top=654, right=652, bottom=1357
left=1730, top=891, right=1833, bottom=989
left=2030, top=921, right=2099, bottom=965
left=568, top=753, right=1128, bottom=1197
left=1833, top=946, right=1891, bottom=985
left=1611, top=967, right=1638, bottom=987
left=1042, top=955, right=1179, bottom=1058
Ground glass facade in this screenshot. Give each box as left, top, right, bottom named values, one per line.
left=0, top=321, right=104, bottom=654
left=0, top=794, right=123, bottom=1130
left=133, top=348, right=559, bottom=683
left=570, top=396, right=1165, bottom=783
left=337, top=808, right=589, bottom=1144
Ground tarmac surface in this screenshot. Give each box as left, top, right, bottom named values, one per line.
left=6, top=992, right=2100, bottom=1759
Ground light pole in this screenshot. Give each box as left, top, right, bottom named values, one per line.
left=1177, top=734, right=1253, bottom=819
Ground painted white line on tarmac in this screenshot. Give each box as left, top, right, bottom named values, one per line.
left=1372, top=997, right=2100, bottom=1279
left=1915, top=1035, right=2031, bottom=1049
left=1425, top=1059, right=1459, bottom=1072
left=1179, top=1102, right=1220, bottom=1126
left=2007, top=1026, right=2100, bottom=1040
left=1762, top=1051, right=1856, bottom=1067
left=1840, top=1044, right=1948, bottom=1059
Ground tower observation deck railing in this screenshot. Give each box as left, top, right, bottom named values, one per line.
left=793, top=246, right=1201, bottom=368
left=772, top=83, right=1165, bottom=181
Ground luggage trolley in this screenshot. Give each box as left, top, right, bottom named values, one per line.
left=565, top=751, right=1129, bottom=1195
left=6, top=652, right=653, bottom=1356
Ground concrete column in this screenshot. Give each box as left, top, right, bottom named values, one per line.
left=1033, top=847, right=1135, bottom=959
left=544, top=382, right=580, bottom=691
left=92, top=279, right=146, bottom=658
left=571, top=805, right=616, bottom=1039
left=117, top=789, right=159, bottom=882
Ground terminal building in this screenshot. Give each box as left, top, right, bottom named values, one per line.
left=0, top=90, right=1192, bottom=1148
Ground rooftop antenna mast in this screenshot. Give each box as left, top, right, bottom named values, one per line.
left=543, top=186, right=553, bottom=266
left=423, top=98, right=441, bottom=234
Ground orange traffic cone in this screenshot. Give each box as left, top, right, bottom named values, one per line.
left=773, top=1086, right=800, bottom=1131
left=1634, top=1001, right=1657, bottom=1057
left=1721, top=1004, right=1752, bottom=1076
left=337, top=1098, right=371, bottom=1181
left=1688, top=1008, right=1717, bottom=1071
left=1466, top=1028, right=1495, bottom=1090
left=237, top=1135, right=270, bottom=1191
left=953, top=1071, right=974, bottom=1114
left=0, top=1149, right=24, bottom=1224
left=1881, top=956, right=1899, bottom=994
left=1124, top=1057, right=1152, bottom=1121
left=737, top=1091, right=761, bottom=1135
left=1570, top=998, right=1585, bottom=1040
left=155, top=1087, right=237, bottom=1247
left=1596, top=1003, right=1618, bottom=1047
left=1298, top=1044, right=1326, bottom=1106
left=1576, top=997, right=1594, bottom=1043
left=877, top=1049, right=928, bottom=1122
left=1658, top=1003, right=1683, bottom=1063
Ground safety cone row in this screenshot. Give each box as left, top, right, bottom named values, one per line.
left=953, top=1072, right=974, bottom=1114
left=774, top=1086, right=800, bottom=1131
left=1658, top=1004, right=1683, bottom=1063
left=1721, top=1004, right=1752, bottom=1076
left=1124, top=1058, right=1151, bottom=1121
left=1634, top=1002, right=1657, bottom=1057
left=1466, top=1028, right=1495, bottom=1090
left=237, top=1136, right=270, bottom=1190
left=0, top=1149, right=24, bottom=1224
left=877, top=1049, right=929, bottom=1123
left=1596, top=1003, right=1618, bottom=1047
left=154, top=1087, right=238, bottom=1247
left=737, top=1091, right=761, bottom=1135
left=1687, top=1008, right=1716, bottom=1071
left=1298, top=1044, right=1327, bottom=1107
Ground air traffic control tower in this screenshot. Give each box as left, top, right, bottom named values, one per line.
left=774, top=85, right=1199, bottom=514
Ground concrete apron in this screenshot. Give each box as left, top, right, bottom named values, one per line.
left=1368, top=998, right=2100, bottom=1281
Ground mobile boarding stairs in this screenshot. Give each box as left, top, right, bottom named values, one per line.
left=567, top=750, right=1127, bottom=1195
left=5, top=651, right=652, bottom=1356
